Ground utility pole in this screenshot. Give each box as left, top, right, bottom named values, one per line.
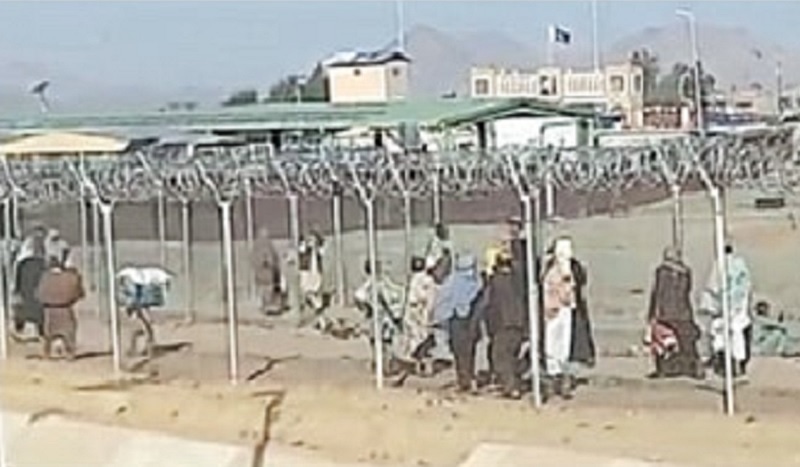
left=591, top=0, right=600, bottom=72
left=677, top=9, right=705, bottom=136
left=776, top=59, right=784, bottom=115
left=396, top=0, right=405, bottom=51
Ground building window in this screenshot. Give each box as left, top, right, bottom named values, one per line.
left=610, top=75, right=624, bottom=92
left=391, top=67, right=402, bottom=77
left=633, top=75, right=643, bottom=93
left=475, top=78, right=489, bottom=96
left=540, top=75, right=557, bottom=96
left=353, top=68, right=361, bottom=76
left=500, top=79, right=510, bottom=95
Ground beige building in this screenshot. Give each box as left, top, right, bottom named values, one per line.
left=323, top=49, right=411, bottom=104
left=470, top=62, right=645, bottom=128
left=725, top=87, right=776, bottom=115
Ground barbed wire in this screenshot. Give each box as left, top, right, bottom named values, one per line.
left=0, top=130, right=796, bottom=206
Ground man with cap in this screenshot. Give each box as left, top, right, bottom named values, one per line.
left=484, top=249, right=527, bottom=399
left=484, top=216, right=529, bottom=277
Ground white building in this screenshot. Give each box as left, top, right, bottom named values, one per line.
left=322, top=49, right=411, bottom=104
left=470, top=62, right=645, bottom=128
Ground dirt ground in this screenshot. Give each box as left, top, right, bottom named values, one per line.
left=3, top=190, right=800, bottom=466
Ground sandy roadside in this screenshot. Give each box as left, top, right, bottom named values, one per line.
left=3, top=359, right=800, bottom=467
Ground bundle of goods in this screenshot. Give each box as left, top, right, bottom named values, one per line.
left=116, top=266, right=173, bottom=357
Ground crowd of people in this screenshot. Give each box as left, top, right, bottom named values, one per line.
left=352, top=218, right=597, bottom=400
left=350, top=218, right=800, bottom=402
left=6, top=215, right=800, bottom=397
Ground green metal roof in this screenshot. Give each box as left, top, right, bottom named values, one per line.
left=0, top=98, right=596, bottom=134
left=434, top=98, right=596, bottom=127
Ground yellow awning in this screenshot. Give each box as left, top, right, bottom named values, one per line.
left=0, top=131, right=130, bottom=156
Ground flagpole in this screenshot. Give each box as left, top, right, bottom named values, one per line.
left=591, top=0, right=600, bottom=71
left=396, top=0, right=405, bottom=51
left=776, top=59, right=783, bottom=115
left=546, top=26, right=554, bottom=66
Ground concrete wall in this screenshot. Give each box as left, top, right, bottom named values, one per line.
left=328, top=65, right=388, bottom=104
left=492, top=117, right=579, bottom=147
left=383, top=62, right=410, bottom=101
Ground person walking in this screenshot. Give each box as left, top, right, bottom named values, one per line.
left=252, top=227, right=285, bottom=315
left=36, top=250, right=85, bottom=360
left=432, top=254, right=484, bottom=393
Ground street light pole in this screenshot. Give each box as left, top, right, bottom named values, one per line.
left=776, top=59, right=784, bottom=115
left=591, top=0, right=600, bottom=72
left=677, top=9, right=704, bottom=135
left=396, top=0, right=405, bottom=52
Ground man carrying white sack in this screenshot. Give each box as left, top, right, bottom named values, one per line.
left=117, top=266, right=173, bottom=358
left=701, top=244, right=753, bottom=378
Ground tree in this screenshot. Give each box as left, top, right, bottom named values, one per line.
left=222, top=89, right=259, bottom=107
left=265, top=64, right=328, bottom=103
left=649, top=61, right=715, bottom=106
left=678, top=62, right=716, bottom=102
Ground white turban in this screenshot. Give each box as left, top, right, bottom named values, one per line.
left=554, top=237, right=573, bottom=267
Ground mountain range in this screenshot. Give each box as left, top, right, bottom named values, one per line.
left=404, top=22, right=800, bottom=98
left=1, top=22, right=798, bottom=116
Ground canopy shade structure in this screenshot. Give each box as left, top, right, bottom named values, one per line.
left=0, top=131, right=130, bottom=156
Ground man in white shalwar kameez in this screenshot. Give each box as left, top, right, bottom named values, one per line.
left=701, top=244, right=753, bottom=377
left=390, top=257, right=439, bottom=386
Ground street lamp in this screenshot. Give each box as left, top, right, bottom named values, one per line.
left=776, top=59, right=784, bottom=115
left=294, top=75, right=307, bottom=104
left=676, top=8, right=705, bottom=135
left=30, top=80, right=51, bottom=114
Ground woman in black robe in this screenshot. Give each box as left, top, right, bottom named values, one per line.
left=13, top=234, right=47, bottom=338
left=646, top=247, right=702, bottom=379
left=568, top=258, right=596, bottom=368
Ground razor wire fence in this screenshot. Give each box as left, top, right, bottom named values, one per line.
left=0, top=128, right=796, bottom=411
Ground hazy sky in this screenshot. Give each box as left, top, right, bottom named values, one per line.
left=1, top=1, right=799, bottom=91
